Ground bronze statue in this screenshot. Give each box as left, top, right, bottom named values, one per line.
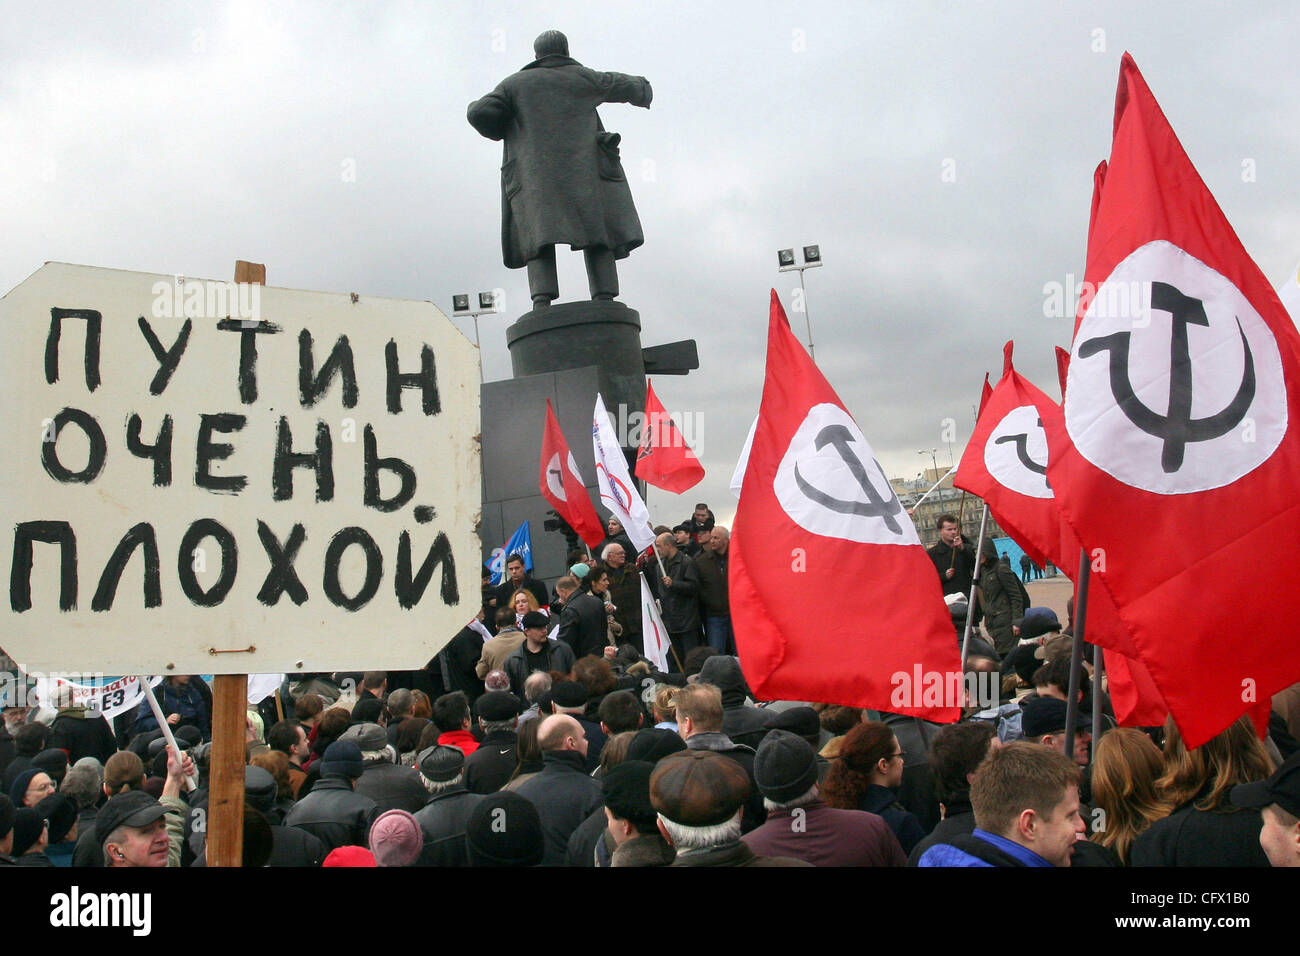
left=468, top=30, right=652, bottom=309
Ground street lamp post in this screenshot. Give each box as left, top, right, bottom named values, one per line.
left=452, top=290, right=502, bottom=382
left=777, top=244, right=823, bottom=360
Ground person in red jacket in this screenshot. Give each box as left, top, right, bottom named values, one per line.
left=433, top=692, right=479, bottom=756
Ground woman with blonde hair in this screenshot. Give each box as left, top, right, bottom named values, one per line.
left=1089, top=728, right=1165, bottom=864
left=511, top=589, right=546, bottom=630
left=1130, top=714, right=1273, bottom=866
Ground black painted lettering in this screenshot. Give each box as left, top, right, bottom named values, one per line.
left=11, top=521, right=77, bottom=612
left=136, top=316, right=193, bottom=395
left=217, top=318, right=281, bottom=404
left=126, top=413, right=174, bottom=486
left=256, top=521, right=308, bottom=606
left=195, top=413, right=248, bottom=493
left=363, top=425, right=416, bottom=512
left=322, top=527, right=382, bottom=611
left=395, top=530, right=458, bottom=609
left=92, top=522, right=161, bottom=611
left=41, top=408, right=107, bottom=484
left=177, top=519, right=237, bottom=607
left=272, top=418, right=334, bottom=502
left=44, top=308, right=102, bottom=392
left=299, top=330, right=358, bottom=408
left=384, top=340, right=439, bottom=415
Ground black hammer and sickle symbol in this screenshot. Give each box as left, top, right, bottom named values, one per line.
left=794, top=423, right=904, bottom=534
left=1077, top=281, right=1254, bottom=473
left=994, top=417, right=1050, bottom=488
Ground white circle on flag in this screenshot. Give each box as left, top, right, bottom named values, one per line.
left=774, top=403, right=919, bottom=545
left=985, top=405, right=1052, bottom=499
left=545, top=452, right=566, bottom=501
left=1065, top=240, right=1287, bottom=494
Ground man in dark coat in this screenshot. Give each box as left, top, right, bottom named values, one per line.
left=514, top=714, right=603, bottom=866
left=652, top=532, right=702, bottom=663
left=697, top=655, right=771, bottom=751
left=284, top=741, right=379, bottom=853
left=341, top=723, right=427, bottom=814
left=927, top=514, right=978, bottom=616
left=48, top=689, right=117, bottom=765
left=412, top=746, right=484, bottom=867
left=555, top=575, right=609, bottom=660
left=695, top=526, right=733, bottom=654
left=651, top=750, right=809, bottom=867
left=980, top=546, right=1027, bottom=657
left=491, top=554, right=549, bottom=612
left=601, top=542, right=643, bottom=652
left=462, top=693, right=521, bottom=794
left=907, top=722, right=997, bottom=865
left=504, top=612, right=576, bottom=698
left=676, top=683, right=765, bottom=833
left=467, top=30, right=651, bottom=308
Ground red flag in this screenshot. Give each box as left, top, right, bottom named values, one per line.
left=977, top=373, right=993, bottom=417
left=539, top=399, right=605, bottom=550
left=1046, top=54, right=1300, bottom=747
left=730, top=292, right=961, bottom=720
left=1054, top=347, right=1070, bottom=401
left=634, top=380, right=705, bottom=494
left=955, top=342, right=1064, bottom=572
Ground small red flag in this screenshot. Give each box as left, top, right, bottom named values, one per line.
left=634, top=380, right=705, bottom=494
left=539, top=399, right=605, bottom=550
left=1047, top=54, right=1300, bottom=746
left=730, top=292, right=960, bottom=720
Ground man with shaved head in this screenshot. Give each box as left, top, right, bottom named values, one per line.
left=695, top=525, right=733, bottom=654
left=653, top=532, right=702, bottom=666
left=514, top=714, right=603, bottom=865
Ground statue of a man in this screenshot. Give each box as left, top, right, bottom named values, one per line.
left=468, top=31, right=652, bottom=309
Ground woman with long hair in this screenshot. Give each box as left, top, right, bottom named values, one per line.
left=583, top=566, right=624, bottom=647
left=503, top=718, right=544, bottom=792
left=511, top=589, right=545, bottom=630
left=1130, top=714, right=1274, bottom=866
left=1089, top=728, right=1165, bottom=864
left=821, top=720, right=926, bottom=854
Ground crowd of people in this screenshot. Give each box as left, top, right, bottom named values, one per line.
left=1, top=499, right=1298, bottom=868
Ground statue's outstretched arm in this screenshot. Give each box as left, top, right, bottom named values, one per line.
left=467, top=88, right=514, bottom=141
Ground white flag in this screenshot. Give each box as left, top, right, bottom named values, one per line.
left=640, top=576, right=670, bottom=673
left=592, top=393, right=656, bottom=553
left=31, top=674, right=160, bottom=722
left=729, top=414, right=759, bottom=499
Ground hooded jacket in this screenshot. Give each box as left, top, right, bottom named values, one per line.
left=697, top=656, right=772, bottom=750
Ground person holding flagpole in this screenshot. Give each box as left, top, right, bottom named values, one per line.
left=651, top=532, right=703, bottom=667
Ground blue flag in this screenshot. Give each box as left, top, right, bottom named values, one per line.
left=485, top=521, right=532, bottom=586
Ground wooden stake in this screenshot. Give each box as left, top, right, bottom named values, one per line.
left=207, top=673, right=248, bottom=867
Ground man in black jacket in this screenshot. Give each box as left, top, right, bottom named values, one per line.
left=695, top=526, right=732, bottom=654
left=514, top=714, right=603, bottom=865
left=907, top=721, right=997, bottom=865
left=504, top=612, right=576, bottom=698
left=653, top=532, right=702, bottom=665
left=413, top=745, right=484, bottom=866
left=283, top=741, right=379, bottom=853
left=555, top=575, right=609, bottom=660
left=493, top=553, right=549, bottom=611
left=462, top=693, right=522, bottom=794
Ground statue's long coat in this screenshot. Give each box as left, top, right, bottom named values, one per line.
left=468, top=55, right=651, bottom=269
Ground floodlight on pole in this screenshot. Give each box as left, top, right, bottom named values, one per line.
left=452, top=289, right=503, bottom=381
left=776, top=244, right=823, bottom=361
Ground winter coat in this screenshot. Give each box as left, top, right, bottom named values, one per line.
left=610, top=832, right=675, bottom=867
left=670, top=841, right=811, bottom=867
left=283, top=775, right=379, bottom=853
left=463, top=729, right=518, bottom=794
left=654, top=549, right=701, bottom=633
left=980, top=558, right=1026, bottom=655
left=697, top=656, right=771, bottom=750
left=683, top=731, right=765, bottom=833
left=412, top=786, right=484, bottom=867
left=556, top=591, right=610, bottom=660
left=49, top=707, right=118, bottom=765
left=743, top=800, right=906, bottom=867
left=355, top=760, right=429, bottom=815
left=859, top=784, right=927, bottom=856
left=604, top=565, right=643, bottom=647
left=504, top=639, right=576, bottom=699
left=1129, top=801, right=1269, bottom=867
left=513, top=749, right=604, bottom=866
left=694, top=548, right=729, bottom=618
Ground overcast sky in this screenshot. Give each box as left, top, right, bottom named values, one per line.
left=4, top=1, right=1298, bottom=529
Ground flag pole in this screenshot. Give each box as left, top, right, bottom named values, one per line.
left=912, top=464, right=957, bottom=511
left=958, top=502, right=989, bottom=669
left=1064, top=547, right=1090, bottom=763
left=1091, top=643, right=1104, bottom=746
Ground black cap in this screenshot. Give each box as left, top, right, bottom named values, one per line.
left=95, top=790, right=168, bottom=847
left=1020, top=697, right=1090, bottom=738
left=417, top=745, right=465, bottom=783
left=475, top=691, right=522, bottom=723
left=1231, top=749, right=1300, bottom=818
left=602, top=761, right=657, bottom=829
left=551, top=682, right=587, bottom=709
left=754, top=729, right=819, bottom=803
left=625, top=728, right=687, bottom=764
left=35, top=792, right=78, bottom=844
left=466, top=792, right=544, bottom=867
left=520, top=611, right=549, bottom=630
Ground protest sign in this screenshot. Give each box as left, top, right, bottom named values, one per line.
left=0, top=263, right=480, bottom=676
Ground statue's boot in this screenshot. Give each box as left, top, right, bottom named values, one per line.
left=527, top=245, right=558, bottom=308
left=585, top=247, right=618, bottom=301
